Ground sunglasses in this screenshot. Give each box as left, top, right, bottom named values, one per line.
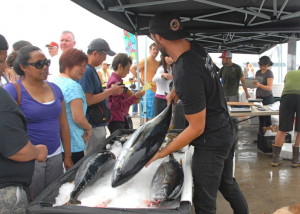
left=26, top=59, right=51, bottom=69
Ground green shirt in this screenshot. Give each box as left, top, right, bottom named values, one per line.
left=282, top=70, right=300, bottom=96
left=219, top=63, right=243, bottom=96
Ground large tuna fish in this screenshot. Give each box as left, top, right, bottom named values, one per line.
left=150, top=154, right=184, bottom=205
left=111, top=103, right=172, bottom=187
left=69, top=151, right=116, bottom=204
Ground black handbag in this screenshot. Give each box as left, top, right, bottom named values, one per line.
left=87, top=101, right=111, bottom=124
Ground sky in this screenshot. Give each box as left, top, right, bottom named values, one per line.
left=0, top=0, right=151, bottom=62
left=0, top=0, right=299, bottom=82
left=0, top=0, right=259, bottom=63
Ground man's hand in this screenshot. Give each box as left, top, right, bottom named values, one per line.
left=110, top=83, right=124, bottom=95
left=145, top=150, right=164, bottom=167
left=35, top=145, right=48, bottom=162
left=166, top=89, right=179, bottom=105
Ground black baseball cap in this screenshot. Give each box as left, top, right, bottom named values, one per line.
left=149, top=13, right=189, bottom=40
left=88, top=38, right=116, bottom=56
left=0, top=34, right=8, bottom=50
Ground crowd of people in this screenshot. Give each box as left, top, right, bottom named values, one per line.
left=0, top=32, right=137, bottom=213
left=0, top=12, right=300, bottom=214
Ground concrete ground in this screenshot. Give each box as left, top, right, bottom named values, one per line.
left=130, top=114, right=300, bottom=214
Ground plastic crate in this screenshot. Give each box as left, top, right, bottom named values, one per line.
left=257, top=133, right=291, bottom=153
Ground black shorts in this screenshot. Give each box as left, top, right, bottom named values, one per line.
left=279, top=94, right=300, bottom=132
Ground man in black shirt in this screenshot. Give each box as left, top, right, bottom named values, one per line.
left=146, top=14, right=248, bottom=214
left=0, top=34, right=47, bottom=214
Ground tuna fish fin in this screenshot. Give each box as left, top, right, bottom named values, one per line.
left=67, top=199, right=81, bottom=205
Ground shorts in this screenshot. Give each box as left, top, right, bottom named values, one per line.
left=279, top=94, right=300, bottom=132
left=0, top=186, right=28, bottom=214
left=141, top=90, right=155, bottom=119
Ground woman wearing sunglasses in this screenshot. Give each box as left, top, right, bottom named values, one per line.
left=4, top=45, right=73, bottom=201
left=53, top=48, right=92, bottom=164
left=254, top=56, right=274, bottom=134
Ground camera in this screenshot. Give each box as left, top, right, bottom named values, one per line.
left=118, top=83, right=128, bottom=93
left=129, top=78, right=136, bottom=90
left=129, top=83, right=136, bottom=90
left=123, top=86, right=128, bottom=94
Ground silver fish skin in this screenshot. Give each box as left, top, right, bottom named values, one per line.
left=111, top=103, right=172, bottom=188
left=150, top=154, right=184, bottom=204
left=69, top=151, right=116, bottom=204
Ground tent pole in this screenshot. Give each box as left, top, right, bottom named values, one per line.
left=134, top=33, right=143, bottom=127
left=143, top=38, right=148, bottom=125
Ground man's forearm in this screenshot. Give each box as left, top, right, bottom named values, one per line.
left=9, top=142, right=43, bottom=162
left=86, top=90, right=112, bottom=106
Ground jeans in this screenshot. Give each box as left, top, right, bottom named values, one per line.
left=132, top=89, right=138, bottom=114
left=192, top=142, right=248, bottom=214
left=225, top=95, right=239, bottom=133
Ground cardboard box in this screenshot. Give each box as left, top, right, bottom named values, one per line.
left=262, top=125, right=279, bottom=134
left=257, top=133, right=291, bottom=153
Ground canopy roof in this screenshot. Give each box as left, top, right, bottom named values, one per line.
left=71, top=0, right=300, bottom=54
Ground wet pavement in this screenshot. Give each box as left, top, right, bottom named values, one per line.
left=131, top=115, right=300, bottom=214
left=217, top=120, right=300, bottom=214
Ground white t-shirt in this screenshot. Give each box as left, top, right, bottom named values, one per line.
left=152, top=65, right=172, bottom=95
left=47, top=53, right=60, bottom=82
left=0, top=74, right=9, bottom=87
